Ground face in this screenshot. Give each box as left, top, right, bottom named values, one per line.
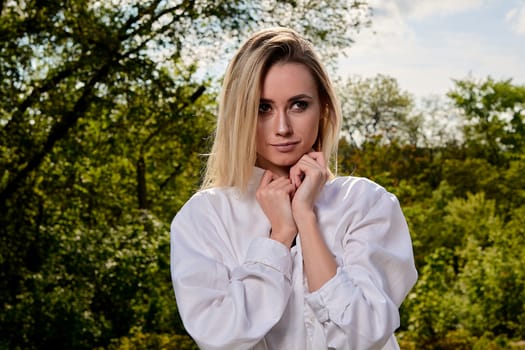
left=255, top=62, right=321, bottom=177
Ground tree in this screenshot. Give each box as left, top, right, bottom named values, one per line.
left=448, top=77, right=525, bottom=165
left=0, top=1, right=373, bottom=348
left=338, top=74, right=417, bottom=146
left=0, top=0, right=372, bottom=205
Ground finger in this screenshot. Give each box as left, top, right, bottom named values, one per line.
left=274, top=179, right=296, bottom=196
left=271, top=173, right=286, bottom=181
left=291, top=155, right=327, bottom=187
left=300, top=154, right=327, bottom=182
left=289, top=163, right=304, bottom=188
left=261, top=176, right=290, bottom=190
left=284, top=182, right=296, bottom=197
left=259, top=170, right=275, bottom=187
left=306, top=151, right=326, bottom=168
left=260, top=178, right=295, bottom=202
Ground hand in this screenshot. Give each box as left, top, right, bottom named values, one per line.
left=256, top=170, right=297, bottom=248
left=289, top=152, right=328, bottom=215
left=290, top=153, right=336, bottom=292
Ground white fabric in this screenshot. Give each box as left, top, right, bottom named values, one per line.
left=170, top=167, right=418, bottom=350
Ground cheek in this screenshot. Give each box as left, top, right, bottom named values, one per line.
left=305, top=116, right=320, bottom=142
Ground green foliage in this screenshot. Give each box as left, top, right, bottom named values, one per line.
left=339, top=75, right=525, bottom=348
left=448, top=77, right=525, bottom=164
left=103, top=330, right=198, bottom=350
left=402, top=247, right=463, bottom=346
left=0, top=208, right=185, bottom=349
left=1, top=0, right=373, bottom=349
left=2, top=0, right=524, bottom=347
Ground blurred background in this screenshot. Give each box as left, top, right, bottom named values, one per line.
left=1, top=1, right=524, bottom=349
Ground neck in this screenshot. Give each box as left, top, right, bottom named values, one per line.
left=255, top=162, right=290, bottom=178
left=271, top=166, right=290, bottom=178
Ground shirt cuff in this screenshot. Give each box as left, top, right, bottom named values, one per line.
left=244, top=237, right=293, bottom=281
left=305, top=267, right=355, bottom=323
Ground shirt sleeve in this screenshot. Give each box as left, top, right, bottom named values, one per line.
left=170, top=193, right=293, bottom=350
left=305, top=182, right=418, bottom=350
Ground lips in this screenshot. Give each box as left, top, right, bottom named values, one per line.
left=271, top=141, right=299, bottom=152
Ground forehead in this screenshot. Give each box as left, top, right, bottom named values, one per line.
left=260, top=62, right=318, bottom=98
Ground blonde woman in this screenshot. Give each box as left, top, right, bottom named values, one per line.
left=170, top=27, right=417, bottom=350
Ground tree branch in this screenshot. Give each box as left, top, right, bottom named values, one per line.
left=140, top=85, right=205, bottom=154
left=0, top=59, right=115, bottom=205
left=3, top=61, right=81, bottom=135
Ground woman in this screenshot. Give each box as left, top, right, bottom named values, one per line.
left=170, top=27, right=417, bottom=350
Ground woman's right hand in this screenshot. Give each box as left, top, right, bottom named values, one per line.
left=256, top=170, right=297, bottom=248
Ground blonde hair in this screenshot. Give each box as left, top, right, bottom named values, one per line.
left=201, top=27, right=342, bottom=191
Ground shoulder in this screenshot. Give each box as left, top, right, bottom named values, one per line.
left=171, top=186, right=252, bottom=229
left=170, top=186, right=262, bottom=260
left=328, top=175, right=387, bottom=193
left=171, top=187, right=227, bottom=226
left=318, top=176, right=403, bottom=224
left=324, top=176, right=392, bottom=207
left=178, top=186, right=239, bottom=211
left=170, top=188, right=232, bottom=251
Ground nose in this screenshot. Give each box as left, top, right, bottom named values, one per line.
left=276, top=109, right=292, bottom=136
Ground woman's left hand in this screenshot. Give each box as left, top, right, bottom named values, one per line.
left=289, top=152, right=337, bottom=293
left=289, top=152, right=328, bottom=215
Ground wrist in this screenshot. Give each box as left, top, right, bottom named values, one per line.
left=270, top=228, right=297, bottom=249
left=294, top=210, right=317, bottom=231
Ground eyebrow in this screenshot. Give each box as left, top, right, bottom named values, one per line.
left=259, top=93, right=314, bottom=103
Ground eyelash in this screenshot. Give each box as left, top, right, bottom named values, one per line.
left=258, top=101, right=309, bottom=114
left=292, top=100, right=308, bottom=111
left=258, top=103, right=271, bottom=114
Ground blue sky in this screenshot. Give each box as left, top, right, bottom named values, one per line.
left=339, top=0, right=525, bottom=98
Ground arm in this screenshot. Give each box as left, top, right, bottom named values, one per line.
left=305, top=184, right=418, bottom=350
left=294, top=201, right=338, bottom=292
left=170, top=193, right=293, bottom=350
left=289, top=152, right=338, bottom=292
left=290, top=153, right=417, bottom=348
left=256, top=160, right=338, bottom=291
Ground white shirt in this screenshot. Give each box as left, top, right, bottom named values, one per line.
left=171, top=167, right=417, bottom=350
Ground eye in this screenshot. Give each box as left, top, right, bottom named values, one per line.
left=258, top=102, right=272, bottom=114
left=291, top=100, right=308, bottom=111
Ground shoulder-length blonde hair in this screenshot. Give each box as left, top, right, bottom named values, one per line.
left=201, top=27, right=342, bottom=191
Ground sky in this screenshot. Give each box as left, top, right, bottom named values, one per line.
left=338, top=0, right=525, bottom=99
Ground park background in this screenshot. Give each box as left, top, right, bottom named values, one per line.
left=1, top=0, right=524, bottom=349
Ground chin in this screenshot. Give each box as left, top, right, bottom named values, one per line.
left=274, top=155, right=302, bottom=166
left=257, top=152, right=304, bottom=170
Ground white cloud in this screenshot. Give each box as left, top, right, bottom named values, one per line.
left=396, top=0, right=486, bottom=19
left=338, top=1, right=525, bottom=98
left=506, top=2, right=525, bottom=35
left=368, top=0, right=487, bottom=20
